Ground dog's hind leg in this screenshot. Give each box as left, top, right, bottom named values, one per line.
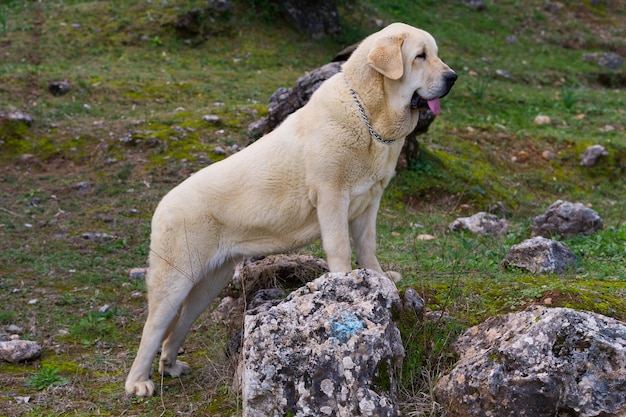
left=125, top=263, right=196, bottom=396
left=158, top=260, right=237, bottom=378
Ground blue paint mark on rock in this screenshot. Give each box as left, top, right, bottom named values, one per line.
left=331, top=312, right=364, bottom=343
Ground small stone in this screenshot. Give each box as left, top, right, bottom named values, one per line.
left=98, top=304, right=110, bottom=313
left=1, top=111, right=34, bottom=126
left=19, top=154, right=36, bottom=162
left=6, top=325, right=23, bottom=335
left=449, top=212, right=508, bottom=237
left=580, top=145, right=609, bottom=167
left=80, top=232, right=114, bottom=241
left=533, top=115, right=551, bottom=125
left=28, top=299, right=38, bottom=305
left=128, top=267, right=147, bottom=280
left=465, top=0, right=487, bottom=10
left=542, top=150, right=556, bottom=160
left=212, top=146, right=226, bottom=155
left=0, top=340, right=42, bottom=363
left=71, top=181, right=91, bottom=191
left=202, top=114, right=220, bottom=124
left=417, top=234, right=436, bottom=240
left=403, top=288, right=425, bottom=317
left=495, top=69, right=512, bottom=79
left=512, top=150, right=529, bottom=162
left=48, top=80, right=71, bottom=96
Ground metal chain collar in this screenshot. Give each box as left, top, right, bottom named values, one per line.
left=344, top=76, right=397, bottom=145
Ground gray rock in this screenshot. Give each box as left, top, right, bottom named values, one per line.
left=434, top=306, right=626, bottom=417
left=403, top=287, right=425, bottom=318
left=278, top=0, right=340, bottom=37
left=544, top=1, right=564, bottom=14
left=449, top=212, right=508, bottom=236
left=202, top=114, right=221, bottom=124
left=128, top=267, right=147, bottom=280
left=582, top=52, right=624, bottom=70
left=71, top=181, right=91, bottom=191
left=79, top=232, right=115, bottom=241
left=248, top=62, right=343, bottom=140
left=0, top=110, right=34, bottom=126
left=580, top=144, right=609, bottom=166
left=465, top=0, right=487, bottom=10
left=0, top=340, right=42, bottom=363
left=501, top=236, right=578, bottom=274
left=5, top=325, right=23, bottom=335
left=48, top=80, right=71, bottom=96
left=242, top=269, right=404, bottom=417
left=531, top=200, right=603, bottom=238
left=174, top=0, right=233, bottom=40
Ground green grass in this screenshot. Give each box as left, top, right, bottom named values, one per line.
left=0, top=0, right=625, bottom=415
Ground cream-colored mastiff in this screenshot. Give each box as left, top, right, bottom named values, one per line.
left=126, top=22, right=456, bottom=396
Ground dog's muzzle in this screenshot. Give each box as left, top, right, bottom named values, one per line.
left=411, top=71, right=458, bottom=115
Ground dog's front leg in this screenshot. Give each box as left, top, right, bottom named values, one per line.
left=350, top=195, right=402, bottom=283
left=350, top=198, right=382, bottom=272
left=315, top=189, right=353, bottom=272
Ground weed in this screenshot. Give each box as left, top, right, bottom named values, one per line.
left=560, top=87, right=578, bottom=111
left=0, top=310, right=14, bottom=324
left=467, top=75, right=492, bottom=100
left=25, top=367, right=69, bottom=391
left=70, top=310, right=116, bottom=346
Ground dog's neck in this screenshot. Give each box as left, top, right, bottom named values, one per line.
left=343, top=74, right=397, bottom=145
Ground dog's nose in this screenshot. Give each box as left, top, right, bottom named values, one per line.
left=444, top=71, right=457, bottom=88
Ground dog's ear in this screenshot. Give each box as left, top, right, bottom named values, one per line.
left=367, top=35, right=404, bottom=80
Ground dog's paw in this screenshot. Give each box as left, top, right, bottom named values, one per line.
left=125, top=379, right=155, bottom=396
left=160, top=360, right=191, bottom=378
left=385, top=271, right=402, bottom=283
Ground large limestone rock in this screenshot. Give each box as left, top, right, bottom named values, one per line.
left=242, top=269, right=404, bottom=417
left=434, top=306, right=626, bottom=417
left=531, top=200, right=603, bottom=238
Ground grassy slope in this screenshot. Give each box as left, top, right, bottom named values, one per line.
left=0, top=0, right=624, bottom=415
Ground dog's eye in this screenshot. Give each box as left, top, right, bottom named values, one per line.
left=416, top=52, right=427, bottom=60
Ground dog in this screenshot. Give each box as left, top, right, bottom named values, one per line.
left=125, top=22, right=456, bottom=396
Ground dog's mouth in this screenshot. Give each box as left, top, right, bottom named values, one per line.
left=411, top=92, right=441, bottom=115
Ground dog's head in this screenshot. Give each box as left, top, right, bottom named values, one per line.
left=367, top=22, right=456, bottom=115
left=344, top=23, right=456, bottom=139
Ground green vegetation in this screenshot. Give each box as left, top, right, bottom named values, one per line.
left=0, top=0, right=624, bottom=415
left=25, top=366, right=69, bottom=391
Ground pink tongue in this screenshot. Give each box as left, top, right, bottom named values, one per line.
left=428, top=98, right=441, bottom=115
